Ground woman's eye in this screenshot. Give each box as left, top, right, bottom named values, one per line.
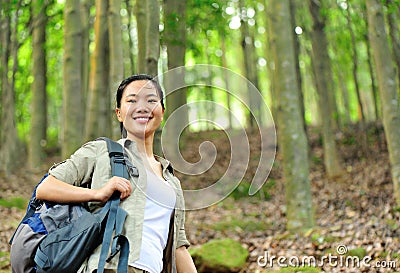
left=148, top=99, right=158, bottom=103
left=127, top=99, right=136, bottom=103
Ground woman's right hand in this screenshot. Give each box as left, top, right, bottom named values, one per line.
left=94, top=176, right=132, bottom=203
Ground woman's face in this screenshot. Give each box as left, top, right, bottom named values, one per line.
left=116, top=80, right=164, bottom=140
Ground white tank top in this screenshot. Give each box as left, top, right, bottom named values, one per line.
left=131, top=169, right=176, bottom=273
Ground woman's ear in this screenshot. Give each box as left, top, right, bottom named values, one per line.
left=116, top=108, right=123, bottom=122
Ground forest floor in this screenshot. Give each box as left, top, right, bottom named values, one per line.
left=0, top=123, right=399, bottom=273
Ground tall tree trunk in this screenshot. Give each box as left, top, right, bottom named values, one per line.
left=221, top=34, right=233, bottom=129
left=145, top=0, right=161, bottom=155
left=125, top=0, right=135, bottom=75
left=308, top=0, right=343, bottom=177
left=268, top=0, right=314, bottom=232
left=239, top=0, right=260, bottom=128
left=145, top=0, right=160, bottom=76
left=289, top=0, right=306, bottom=135
left=367, top=0, right=400, bottom=207
left=308, top=1, right=339, bottom=129
left=163, top=0, right=187, bottom=159
left=336, top=68, right=352, bottom=124
left=108, top=0, right=124, bottom=139
left=204, top=36, right=215, bottom=131
left=346, top=3, right=368, bottom=154
left=62, top=0, right=85, bottom=158
left=365, top=32, right=379, bottom=121
left=85, top=0, right=110, bottom=141
left=29, top=0, right=48, bottom=169
left=0, top=0, right=21, bottom=174
left=135, top=0, right=146, bottom=73
left=346, top=5, right=365, bottom=122
left=363, top=4, right=380, bottom=121
left=80, top=0, right=91, bottom=114
left=385, top=0, right=400, bottom=85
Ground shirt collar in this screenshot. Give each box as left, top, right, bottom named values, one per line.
left=118, top=138, right=174, bottom=174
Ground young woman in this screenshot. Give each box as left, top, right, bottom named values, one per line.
left=36, top=74, right=197, bottom=273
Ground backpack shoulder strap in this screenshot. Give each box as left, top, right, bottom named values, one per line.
left=96, top=137, right=129, bottom=180
left=96, top=137, right=130, bottom=273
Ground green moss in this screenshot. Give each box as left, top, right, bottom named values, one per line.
left=347, top=248, right=367, bottom=259
left=309, top=231, right=340, bottom=246
left=0, top=196, right=27, bottom=210
left=0, top=251, right=10, bottom=271
left=386, top=219, right=399, bottom=230
left=212, top=217, right=270, bottom=232
left=190, top=239, right=248, bottom=272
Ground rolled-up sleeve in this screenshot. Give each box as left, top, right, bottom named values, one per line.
left=176, top=205, right=191, bottom=249
left=49, top=141, right=101, bottom=187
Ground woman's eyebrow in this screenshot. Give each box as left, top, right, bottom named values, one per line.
left=125, top=93, right=159, bottom=98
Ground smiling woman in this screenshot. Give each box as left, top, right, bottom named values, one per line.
left=35, top=74, right=197, bottom=273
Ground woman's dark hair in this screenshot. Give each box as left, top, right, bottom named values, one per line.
left=116, top=74, right=165, bottom=137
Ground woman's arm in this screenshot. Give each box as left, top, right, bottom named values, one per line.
left=176, top=246, right=197, bottom=273
left=36, top=174, right=132, bottom=203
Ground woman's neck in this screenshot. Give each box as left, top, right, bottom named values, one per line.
left=127, top=133, right=154, bottom=158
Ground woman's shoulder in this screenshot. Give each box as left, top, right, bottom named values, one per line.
left=73, top=138, right=109, bottom=157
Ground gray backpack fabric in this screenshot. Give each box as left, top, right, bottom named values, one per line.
left=10, top=203, right=84, bottom=273
left=9, top=138, right=133, bottom=273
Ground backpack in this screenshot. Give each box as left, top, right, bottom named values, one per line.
left=9, top=138, right=134, bottom=273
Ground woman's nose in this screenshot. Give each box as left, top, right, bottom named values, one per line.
left=134, top=100, right=150, bottom=112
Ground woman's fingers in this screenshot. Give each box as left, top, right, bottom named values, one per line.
left=110, top=176, right=132, bottom=200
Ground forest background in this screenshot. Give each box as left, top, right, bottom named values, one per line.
left=1, top=0, right=400, bottom=272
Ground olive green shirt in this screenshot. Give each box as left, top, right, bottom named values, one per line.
left=49, top=139, right=190, bottom=273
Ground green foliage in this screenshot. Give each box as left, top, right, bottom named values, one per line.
left=230, top=179, right=275, bottom=200
left=0, top=196, right=27, bottom=210
left=190, top=239, right=248, bottom=272
left=212, top=216, right=270, bottom=232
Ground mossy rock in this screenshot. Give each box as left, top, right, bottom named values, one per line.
left=190, top=239, right=248, bottom=273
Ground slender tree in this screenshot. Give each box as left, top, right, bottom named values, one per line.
left=385, top=0, right=400, bottom=85
left=367, top=0, right=400, bottom=207
left=29, top=0, right=48, bottom=168
left=289, top=0, right=307, bottom=139
left=135, top=0, right=146, bottom=73
left=0, top=0, right=21, bottom=174
left=239, top=0, right=260, bottom=128
left=145, top=0, right=161, bottom=155
left=345, top=2, right=368, bottom=153
left=62, top=0, right=85, bottom=158
left=145, top=0, right=160, bottom=76
left=268, top=0, right=314, bottom=232
left=108, top=0, right=124, bottom=139
left=80, top=0, right=91, bottom=110
left=85, top=0, right=111, bottom=141
left=346, top=4, right=365, bottom=122
left=308, top=0, right=343, bottom=177
left=125, top=0, right=135, bottom=75
left=163, top=0, right=188, bottom=159
left=221, top=34, right=233, bottom=129
left=362, top=3, right=380, bottom=121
